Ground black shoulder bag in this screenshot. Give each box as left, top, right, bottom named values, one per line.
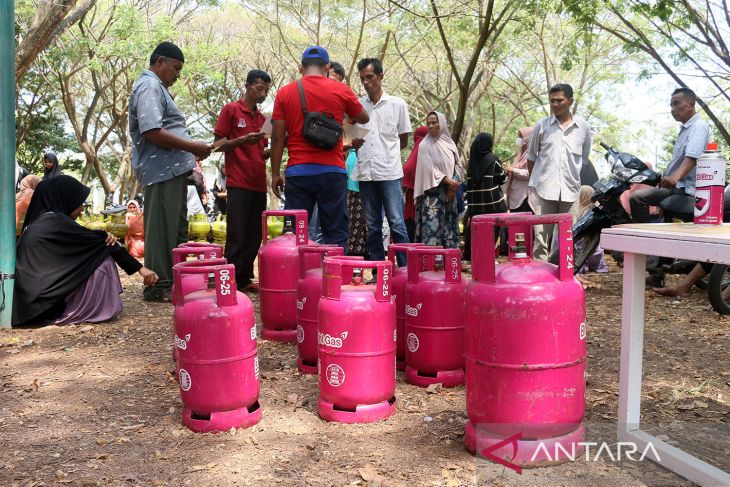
left=297, top=79, right=343, bottom=150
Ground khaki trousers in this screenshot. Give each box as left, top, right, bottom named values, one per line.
left=529, top=190, right=575, bottom=261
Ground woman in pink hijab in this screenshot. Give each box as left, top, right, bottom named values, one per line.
left=504, top=127, right=534, bottom=213
left=15, top=175, right=41, bottom=236
left=413, top=112, right=464, bottom=248
left=402, top=126, right=428, bottom=242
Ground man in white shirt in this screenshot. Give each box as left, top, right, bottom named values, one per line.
left=526, top=83, right=592, bottom=261
left=353, top=58, right=412, bottom=265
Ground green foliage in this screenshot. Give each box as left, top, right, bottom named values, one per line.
left=15, top=113, right=76, bottom=175
left=15, top=65, right=77, bottom=174
left=562, top=0, right=730, bottom=149
left=14, top=0, right=671, bottom=190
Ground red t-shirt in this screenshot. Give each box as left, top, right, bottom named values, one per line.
left=214, top=100, right=267, bottom=192
left=272, top=76, right=363, bottom=169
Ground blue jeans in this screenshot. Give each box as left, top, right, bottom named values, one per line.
left=284, top=173, right=348, bottom=248
left=308, top=204, right=324, bottom=244
left=359, top=179, right=409, bottom=265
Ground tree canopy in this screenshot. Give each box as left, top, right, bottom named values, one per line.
left=15, top=0, right=727, bottom=199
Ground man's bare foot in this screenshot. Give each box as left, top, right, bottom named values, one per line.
left=652, top=286, right=690, bottom=297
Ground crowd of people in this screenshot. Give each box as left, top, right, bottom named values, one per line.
left=11, top=40, right=715, bottom=326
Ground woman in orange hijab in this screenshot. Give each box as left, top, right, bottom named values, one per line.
left=16, top=175, right=41, bottom=236
left=125, top=200, right=145, bottom=259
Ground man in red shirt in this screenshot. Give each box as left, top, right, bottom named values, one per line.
left=270, top=46, right=369, bottom=247
left=214, top=70, right=271, bottom=292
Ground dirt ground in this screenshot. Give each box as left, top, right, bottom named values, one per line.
left=1, top=258, right=728, bottom=487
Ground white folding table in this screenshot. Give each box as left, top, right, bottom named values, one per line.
left=600, top=223, right=730, bottom=487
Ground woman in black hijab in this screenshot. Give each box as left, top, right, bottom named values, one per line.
left=13, top=176, right=158, bottom=326
left=463, top=132, right=507, bottom=263
left=42, top=152, right=62, bottom=180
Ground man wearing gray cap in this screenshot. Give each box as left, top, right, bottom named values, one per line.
left=129, top=41, right=212, bottom=302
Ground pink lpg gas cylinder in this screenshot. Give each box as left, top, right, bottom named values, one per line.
left=173, top=261, right=261, bottom=433
left=296, top=244, right=346, bottom=373
left=387, top=242, right=427, bottom=371
left=298, top=254, right=364, bottom=374
left=258, top=210, right=315, bottom=342
left=318, top=258, right=396, bottom=423
left=171, top=257, right=228, bottom=366
left=404, top=247, right=466, bottom=388
left=172, top=244, right=224, bottom=297
left=464, top=213, right=586, bottom=467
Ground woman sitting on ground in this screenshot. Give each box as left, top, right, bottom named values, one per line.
left=125, top=199, right=145, bottom=259
left=13, top=176, right=158, bottom=327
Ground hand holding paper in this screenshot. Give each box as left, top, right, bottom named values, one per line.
left=212, top=137, right=228, bottom=152
left=344, top=122, right=369, bottom=141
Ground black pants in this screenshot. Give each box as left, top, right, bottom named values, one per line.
left=284, top=173, right=349, bottom=248
left=405, top=218, right=416, bottom=243
left=463, top=202, right=509, bottom=262
left=499, top=199, right=533, bottom=255
left=629, top=187, right=683, bottom=223
left=225, top=188, right=267, bottom=289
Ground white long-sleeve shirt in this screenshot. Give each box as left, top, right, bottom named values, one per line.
left=526, top=114, right=592, bottom=203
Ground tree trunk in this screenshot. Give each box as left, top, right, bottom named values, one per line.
left=16, top=1, right=96, bottom=84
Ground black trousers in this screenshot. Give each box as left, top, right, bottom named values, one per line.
left=498, top=199, right=533, bottom=255
left=405, top=218, right=416, bottom=243
left=284, top=173, right=349, bottom=248
left=225, top=188, right=267, bottom=289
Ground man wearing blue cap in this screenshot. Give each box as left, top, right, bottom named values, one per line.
left=270, top=46, right=370, bottom=248
left=129, top=41, right=213, bottom=301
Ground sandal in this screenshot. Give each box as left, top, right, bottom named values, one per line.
left=240, top=282, right=260, bottom=294
left=143, top=289, right=173, bottom=303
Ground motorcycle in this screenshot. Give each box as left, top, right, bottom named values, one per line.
left=561, top=142, right=661, bottom=272
left=560, top=142, right=730, bottom=314
left=708, top=264, right=730, bottom=314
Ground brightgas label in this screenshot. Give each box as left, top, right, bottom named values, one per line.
left=174, top=334, right=191, bottom=350
left=319, top=332, right=348, bottom=348
left=405, top=303, right=422, bottom=317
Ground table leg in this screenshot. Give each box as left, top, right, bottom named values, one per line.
left=618, top=251, right=646, bottom=438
